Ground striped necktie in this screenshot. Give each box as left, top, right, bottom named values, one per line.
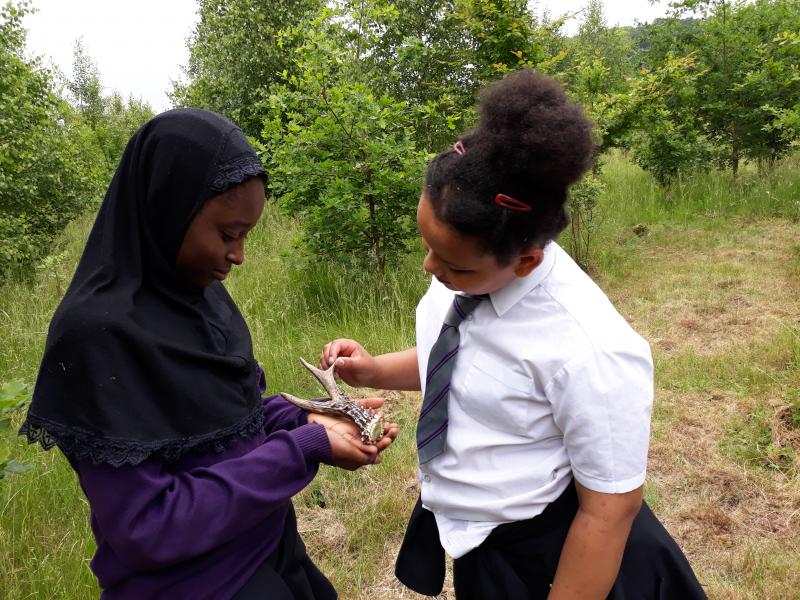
left=417, top=294, right=485, bottom=464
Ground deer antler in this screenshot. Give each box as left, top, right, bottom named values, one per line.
left=280, top=358, right=384, bottom=445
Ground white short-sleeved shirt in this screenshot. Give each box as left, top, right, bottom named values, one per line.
left=415, top=242, right=653, bottom=558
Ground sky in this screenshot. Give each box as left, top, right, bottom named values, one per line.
left=22, top=0, right=673, bottom=113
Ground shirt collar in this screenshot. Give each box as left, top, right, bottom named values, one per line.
left=488, top=242, right=557, bottom=317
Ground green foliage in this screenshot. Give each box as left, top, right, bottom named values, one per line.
left=262, top=8, right=428, bottom=274
left=0, top=4, right=153, bottom=280
left=642, top=0, right=800, bottom=175
left=360, top=0, right=475, bottom=150
left=0, top=2, right=105, bottom=279
left=604, top=55, right=711, bottom=187
left=171, top=0, right=323, bottom=137
left=565, top=172, right=605, bottom=270
left=0, top=380, right=32, bottom=480
left=560, top=0, right=634, bottom=105
left=454, top=0, right=545, bottom=81
left=68, top=38, right=103, bottom=127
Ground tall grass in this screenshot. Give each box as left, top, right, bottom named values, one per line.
left=1, top=154, right=798, bottom=598
left=0, top=202, right=429, bottom=599
left=598, top=151, right=800, bottom=227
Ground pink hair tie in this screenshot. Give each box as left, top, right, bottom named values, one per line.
left=494, top=193, right=533, bottom=212
left=453, top=140, right=465, bottom=155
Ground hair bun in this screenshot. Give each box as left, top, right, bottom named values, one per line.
left=474, top=69, right=594, bottom=188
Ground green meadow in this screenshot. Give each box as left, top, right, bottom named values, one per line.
left=1, top=153, right=799, bottom=599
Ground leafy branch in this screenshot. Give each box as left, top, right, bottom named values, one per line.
left=0, top=380, right=32, bottom=480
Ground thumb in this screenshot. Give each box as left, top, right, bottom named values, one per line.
left=333, top=356, right=353, bottom=373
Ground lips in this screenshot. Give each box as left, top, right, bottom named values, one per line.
left=214, top=269, right=230, bottom=280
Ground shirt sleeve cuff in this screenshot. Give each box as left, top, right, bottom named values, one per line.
left=571, top=468, right=647, bottom=494
left=291, top=422, right=332, bottom=465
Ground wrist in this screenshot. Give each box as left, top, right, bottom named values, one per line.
left=364, top=356, right=383, bottom=388
left=292, top=422, right=333, bottom=466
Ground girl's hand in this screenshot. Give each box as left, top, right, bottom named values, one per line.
left=308, top=397, right=399, bottom=469
left=323, top=423, right=380, bottom=471
left=320, top=338, right=380, bottom=387
left=358, top=397, right=400, bottom=453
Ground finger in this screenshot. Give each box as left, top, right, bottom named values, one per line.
left=345, top=447, right=376, bottom=468
left=376, top=427, right=399, bottom=450
left=325, top=340, right=346, bottom=365
left=332, top=356, right=355, bottom=381
left=320, top=346, right=330, bottom=369
left=350, top=438, right=379, bottom=455
left=356, top=397, right=384, bottom=409
left=375, top=437, right=393, bottom=452
left=334, top=428, right=378, bottom=455
left=327, top=339, right=362, bottom=365
left=380, top=422, right=400, bottom=439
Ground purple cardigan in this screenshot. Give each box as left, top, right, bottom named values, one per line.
left=69, top=390, right=332, bottom=599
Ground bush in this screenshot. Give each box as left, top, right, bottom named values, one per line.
left=0, top=2, right=105, bottom=279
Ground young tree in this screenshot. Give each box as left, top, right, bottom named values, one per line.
left=68, top=37, right=103, bottom=127
left=650, top=0, right=800, bottom=175
left=454, top=0, right=546, bottom=84
left=0, top=2, right=105, bottom=278
left=171, top=0, right=323, bottom=137
left=604, top=54, right=710, bottom=188
left=361, top=0, right=475, bottom=151
left=262, top=7, right=427, bottom=274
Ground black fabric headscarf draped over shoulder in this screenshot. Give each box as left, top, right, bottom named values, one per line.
left=20, top=108, right=267, bottom=467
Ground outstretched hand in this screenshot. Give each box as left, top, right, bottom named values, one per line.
left=308, top=397, right=399, bottom=471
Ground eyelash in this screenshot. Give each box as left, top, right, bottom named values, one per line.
left=221, top=232, right=237, bottom=243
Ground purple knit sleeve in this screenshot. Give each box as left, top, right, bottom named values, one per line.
left=74, top=424, right=331, bottom=571
left=257, top=364, right=313, bottom=433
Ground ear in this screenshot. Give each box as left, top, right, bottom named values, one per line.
left=513, top=247, right=544, bottom=277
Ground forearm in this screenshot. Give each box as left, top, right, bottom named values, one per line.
left=372, top=347, right=420, bottom=390
left=548, top=506, right=636, bottom=599
left=77, top=426, right=329, bottom=570
left=262, top=393, right=309, bottom=432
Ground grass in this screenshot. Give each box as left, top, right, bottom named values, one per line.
left=1, top=154, right=799, bottom=598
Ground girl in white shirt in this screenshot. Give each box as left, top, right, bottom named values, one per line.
left=321, top=70, right=705, bottom=599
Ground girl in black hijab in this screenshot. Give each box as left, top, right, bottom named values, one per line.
left=20, top=108, right=395, bottom=599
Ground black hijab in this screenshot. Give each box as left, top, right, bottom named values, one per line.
left=20, top=108, right=268, bottom=466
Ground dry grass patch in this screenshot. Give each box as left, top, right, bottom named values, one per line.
left=608, top=218, right=800, bottom=599
left=603, top=219, right=800, bottom=358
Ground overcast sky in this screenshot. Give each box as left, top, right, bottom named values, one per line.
left=22, top=0, right=672, bottom=112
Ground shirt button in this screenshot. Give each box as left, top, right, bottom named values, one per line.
left=467, top=314, right=474, bottom=321
left=423, top=474, right=431, bottom=483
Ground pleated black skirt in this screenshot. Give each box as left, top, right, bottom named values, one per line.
left=233, top=504, right=337, bottom=600
left=396, top=482, right=707, bottom=599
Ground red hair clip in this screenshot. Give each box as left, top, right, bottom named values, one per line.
left=453, top=140, right=465, bottom=155
left=494, top=193, right=532, bottom=212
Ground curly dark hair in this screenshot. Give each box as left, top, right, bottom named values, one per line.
left=424, top=69, right=594, bottom=265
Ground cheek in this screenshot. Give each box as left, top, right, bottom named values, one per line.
left=181, top=232, right=218, bottom=270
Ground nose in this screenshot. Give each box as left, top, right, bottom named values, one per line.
left=226, top=239, right=245, bottom=266
left=422, top=249, right=441, bottom=277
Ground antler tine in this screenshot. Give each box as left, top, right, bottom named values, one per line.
left=299, top=357, right=347, bottom=402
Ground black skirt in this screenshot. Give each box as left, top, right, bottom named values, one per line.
left=233, top=504, right=337, bottom=600
left=396, top=482, right=707, bottom=599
